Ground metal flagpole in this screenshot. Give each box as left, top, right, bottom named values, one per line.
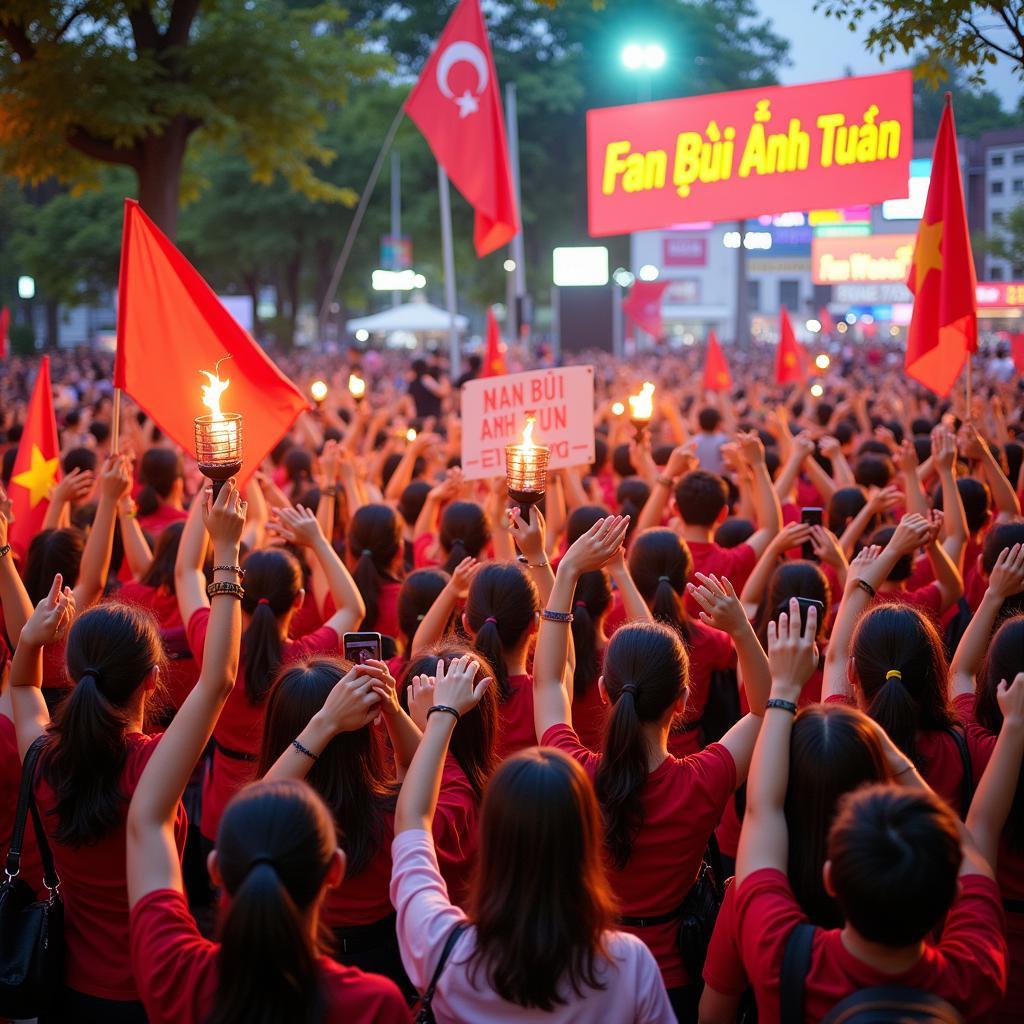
left=390, top=151, right=402, bottom=309
left=111, top=387, right=122, bottom=453
left=965, top=352, right=973, bottom=422
left=437, top=163, right=461, bottom=379
left=317, top=104, right=406, bottom=345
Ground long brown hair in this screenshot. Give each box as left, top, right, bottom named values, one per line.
left=468, top=748, right=616, bottom=1010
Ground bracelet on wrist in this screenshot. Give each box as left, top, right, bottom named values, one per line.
left=656, top=474, right=677, bottom=489
left=854, top=578, right=877, bottom=599
left=516, top=554, right=550, bottom=569
left=206, top=581, right=245, bottom=600
left=541, top=609, right=573, bottom=624
left=765, top=697, right=798, bottom=715
left=0, top=544, right=10, bottom=561
left=427, top=704, right=461, bottom=723
left=291, top=738, right=319, bottom=762
left=214, top=564, right=245, bottom=577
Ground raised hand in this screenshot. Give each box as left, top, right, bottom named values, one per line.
left=561, top=515, right=630, bottom=575
left=890, top=513, right=931, bottom=555
left=316, top=664, right=385, bottom=735
left=997, top=673, right=1024, bottom=728
left=268, top=504, right=323, bottom=547
left=767, top=596, right=819, bottom=701
left=99, top=453, right=132, bottom=503
left=20, top=573, right=76, bottom=648
left=810, top=525, right=847, bottom=570
left=687, top=573, right=747, bottom=635
left=431, top=654, right=492, bottom=716
left=406, top=673, right=437, bottom=731
left=506, top=504, right=547, bottom=564
left=51, top=466, right=95, bottom=505
left=203, top=480, right=247, bottom=551
left=364, top=659, right=401, bottom=718
left=448, top=556, right=479, bottom=599
left=866, top=484, right=902, bottom=516
left=736, top=430, right=766, bottom=466
left=988, top=544, right=1024, bottom=599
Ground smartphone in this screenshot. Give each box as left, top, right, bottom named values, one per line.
left=343, top=632, right=383, bottom=665
left=794, top=597, right=825, bottom=635
left=801, top=507, right=823, bottom=561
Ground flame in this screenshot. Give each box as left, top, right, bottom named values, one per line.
left=628, top=381, right=655, bottom=421
left=310, top=380, right=328, bottom=402
left=406, top=428, right=417, bottom=442
left=199, top=357, right=232, bottom=421
left=348, top=373, right=366, bottom=398
left=520, top=415, right=537, bottom=449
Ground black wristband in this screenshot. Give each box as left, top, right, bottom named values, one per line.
left=854, top=578, right=877, bottom=599
left=427, top=704, right=461, bottom=723
left=766, top=698, right=798, bottom=715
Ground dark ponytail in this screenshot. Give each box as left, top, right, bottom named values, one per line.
left=348, top=504, right=402, bottom=631
left=627, top=528, right=693, bottom=641
left=397, top=569, right=449, bottom=647
left=136, top=447, right=183, bottom=519
left=616, top=477, right=650, bottom=542
left=140, top=520, right=185, bottom=592
left=851, top=603, right=955, bottom=768
left=24, top=528, right=85, bottom=604
left=43, top=603, right=163, bottom=847
left=595, top=621, right=687, bottom=868
left=465, top=563, right=539, bottom=701
left=439, top=500, right=491, bottom=575
left=571, top=571, right=612, bottom=699
left=209, top=779, right=334, bottom=1024
left=240, top=549, right=303, bottom=704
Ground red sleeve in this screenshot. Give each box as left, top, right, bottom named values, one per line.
left=728, top=544, right=758, bottom=588
left=703, top=879, right=748, bottom=996
left=955, top=692, right=997, bottom=779
left=541, top=723, right=601, bottom=775
left=130, top=888, right=216, bottom=1024
left=186, top=607, right=211, bottom=664
left=905, top=582, right=943, bottom=614
left=734, top=869, right=808, bottom=1004
left=289, top=625, right=341, bottom=660
left=683, top=743, right=738, bottom=832
left=413, top=533, right=440, bottom=569
left=825, top=693, right=854, bottom=706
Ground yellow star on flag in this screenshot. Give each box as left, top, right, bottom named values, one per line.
left=784, top=353, right=797, bottom=368
left=12, top=445, right=59, bottom=508
left=914, top=219, right=944, bottom=292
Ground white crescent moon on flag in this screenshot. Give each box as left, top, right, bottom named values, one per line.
left=436, top=40, right=489, bottom=99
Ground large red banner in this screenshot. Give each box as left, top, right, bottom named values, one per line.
left=587, top=71, right=913, bottom=236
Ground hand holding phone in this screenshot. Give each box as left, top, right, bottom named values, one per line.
left=343, top=631, right=383, bottom=665
left=800, top=507, right=823, bottom=561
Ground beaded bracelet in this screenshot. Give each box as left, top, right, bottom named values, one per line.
left=207, top=581, right=245, bottom=600
left=0, top=544, right=10, bottom=561
left=214, top=564, right=245, bottom=577
left=765, top=698, right=798, bottom=715
left=541, top=609, right=574, bottom=624
left=516, top=554, right=550, bottom=569
left=292, top=738, right=319, bottom=761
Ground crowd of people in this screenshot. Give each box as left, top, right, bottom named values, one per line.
left=0, top=338, right=1023, bottom=1023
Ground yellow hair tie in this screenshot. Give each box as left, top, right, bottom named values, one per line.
left=885, top=670, right=903, bottom=682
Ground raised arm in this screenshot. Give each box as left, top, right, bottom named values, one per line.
left=10, top=575, right=76, bottom=758
left=922, top=510, right=964, bottom=613
left=819, top=434, right=854, bottom=488
left=735, top=600, right=819, bottom=883
left=932, top=427, right=968, bottom=569
left=773, top=433, right=815, bottom=503
left=173, top=490, right=211, bottom=628
left=127, top=483, right=246, bottom=904
left=739, top=522, right=810, bottom=620
left=964, top=673, right=1024, bottom=878
left=737, top=431, right=782, bottom=560
left=894, top=438, right=929, bottom=518
left=366, top=660, right=422, bottom=779
left=533, top=517, right=630, bottom=741
left=507, top=506, right=555, bottom=605
left=950, top=544, right=1024, bottom=698
left=636, top=446, right=697, bottom=536
left=838, top=484, right=900, bottom=558
left=74, top=454, right=131, bottom=609
left=395, top=656, right=491, bottom=835
left=117, top=494, right=154, bottom=581
left=607, top=547, right=653, bottom=623
left=0, top=511, right=33, bottom=643
left=42, top=468, right=94, bottom=531
left=963, top=423, right=1021, bottom=520
left=410, top=557, right=477, bottom=655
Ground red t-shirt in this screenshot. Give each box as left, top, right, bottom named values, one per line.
left=371, top=580, right=401, bottom=641
left=130, top=888, right=408, bottom=1024
left=735, top=868, right=1007, bottom=1023
left=685, top=542, right=758, bottom=618
left=413, top=533, right=441, bottom=569
left=322, top=809, right=397, bottom=930
left=137, top=503, right=187, bottom=541
left=0, top=714, right=43, bottom=897
left=874, top=582, right=943, bottom=618
left=668, top=622, right=735, bottom=759
left=115, top=581, right=181, bottom=629
left=543, top=723, right=736, bottom=989
left=35, top=732, right=188, bottom=1001
left=703, top=879, right=746, bottom=997
left=572, top=674, right=608, bottom=753
left=497, top=674, right=537, bottom=760
left=187, top=607, right=340, bottom=841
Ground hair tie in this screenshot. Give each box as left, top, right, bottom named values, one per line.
left=620, top=682, right=638, bottom=696
left=484, top=616, right=498, bottom=625
left=247, top=855, right=277, bottom=874
left=416, top=613, right=425, bottom=622
left=80, top=667, right=101, bottom=684
left=658, top=575, right=671, bottom=583
left=885, top=669, right=902, bottom=682
left=574, top=600, right=587, bottom=609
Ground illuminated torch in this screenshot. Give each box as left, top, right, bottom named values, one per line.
left=310, top=379, right=328, bottom=406
left=505, top=414, right=550, bottom=521
left=628, top=381, right=655, bottom=441
left=348, top=373, right=366, bottom=405
left=194, top=358, right=243, bottom=498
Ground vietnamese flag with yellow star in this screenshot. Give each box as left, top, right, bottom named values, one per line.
left=8, top=355, right=60, bottom=558
left=703, top=330, right=733, bottom=392
left=905, top=99, right=977, bottom=396
left=775, top=308, right=809, bottom=386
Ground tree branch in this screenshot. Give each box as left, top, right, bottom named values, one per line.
left=960, top=14, right=1022, bottom=64
left=66, top=126, right=142, bottom=169
left=128, top=2, right=160, bottom=51
left=0, top=19, right=37, bottom=60
left=166, top=0, right=201, bottom=48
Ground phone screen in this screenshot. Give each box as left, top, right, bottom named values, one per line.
left=801, top=507, right=823, bottom=561
left=343, top=632, right=383, bottom=665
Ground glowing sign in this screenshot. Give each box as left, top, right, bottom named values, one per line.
left=587, top=71, right=913, bottom=235
left=811, top=235, right=915, bottom=285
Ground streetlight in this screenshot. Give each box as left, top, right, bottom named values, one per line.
left=621, top=42, right=666, bottom=102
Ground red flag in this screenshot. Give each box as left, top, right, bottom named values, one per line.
left=622, top=280, right=669, bottom=339
left=405, top=0, right=519, bottom=257
left=905, top=99, right=977, bottom=396
left=482, top=308, right=507, bottom=376
left=114, top=200, right=307, bottom=481
left=703, top=330, right=732, bottom=392
left=1011, top=333, right=1024, bottom=376
left=776, top=308, right=808, bottom=385
left=8, top=356, right=60, bottom=559
left=818, top=306, right=834, bottom=335
left=0, top=305, right=9, bottom=360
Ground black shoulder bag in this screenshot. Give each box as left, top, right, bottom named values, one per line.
left=415, top=922, right=467, bottom=1024
left=0, top=736, right=65, bottom=1020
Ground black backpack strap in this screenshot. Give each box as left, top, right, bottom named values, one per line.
left=780, top=922, right=815, bottom=1024
left=420, top=922, right=467, bottom=1011
left=945, top=726, right=974, bottom=820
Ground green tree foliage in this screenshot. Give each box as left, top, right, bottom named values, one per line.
left=975, top=203, right=1024, bottom=275
left=914, top=62, right=1016, bottom=138
left=0, top=1, right=380, bottom=236
left=815, top=0, right=1024, bottom=87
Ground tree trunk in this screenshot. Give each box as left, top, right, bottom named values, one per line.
left=44, top=299, right=59, bottom=350
left=134, top=117, right=191, bottom=239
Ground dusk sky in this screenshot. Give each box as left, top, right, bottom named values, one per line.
left=762, top=0, right=1024, bottom=102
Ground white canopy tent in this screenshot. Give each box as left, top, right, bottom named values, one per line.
left=345, top=302, right=468, bottom=335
